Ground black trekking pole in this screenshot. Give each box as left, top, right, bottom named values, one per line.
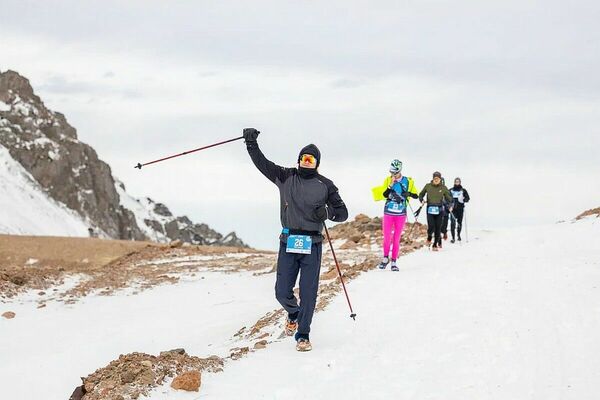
left=134, top=136, right=244, bottom=169
left=405, top=203, right=423, bottom=242
left=464, top=208, right=469, bottom=243
left=323, top=222, right=357, bottom=321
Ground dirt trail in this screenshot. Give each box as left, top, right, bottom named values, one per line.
left=3, top=215, right=428, bottom=399
left=0, top=234, right=272, bottom=301
left=0, top=234, right=156, bottom=269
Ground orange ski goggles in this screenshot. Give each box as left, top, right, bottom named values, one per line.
left=300, top=154, right=317, bottom=165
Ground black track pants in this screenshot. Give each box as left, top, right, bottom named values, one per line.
left=451, top=207, right=464, bottom=239
left=427, top=213, right=443, bottom=246
left=275, top=241, right=322, bottom=335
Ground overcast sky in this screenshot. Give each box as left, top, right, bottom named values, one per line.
left=1, top=0, right=599, bottom=249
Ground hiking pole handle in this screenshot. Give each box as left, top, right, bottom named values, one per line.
left=135, top=136, right=244, bottom=169
left=323, top=222, right=356, bottom=321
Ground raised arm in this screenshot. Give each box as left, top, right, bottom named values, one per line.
left=244, top=128, right=295, bottom=184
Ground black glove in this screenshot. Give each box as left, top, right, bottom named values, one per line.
left=243, top=128, right=260, bottom=143
left=390, top=191, right=404, bottom=202
left=314, top=205, right=328, bottom=222
left=404, top=191, right=418, bottom=199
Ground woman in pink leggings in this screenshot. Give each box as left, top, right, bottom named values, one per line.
left=371, top=160, right=419, bottom=271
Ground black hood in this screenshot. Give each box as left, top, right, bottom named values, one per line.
left=298, top=144, right=321, bottom=168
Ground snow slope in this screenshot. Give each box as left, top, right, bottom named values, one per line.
left=0, top=145, right=91, bottom=236
left=1, top=217, right=599, bottom=399
left=0, top=269, right=277, bottom=400
left=158, top=218, right=600, bottom=399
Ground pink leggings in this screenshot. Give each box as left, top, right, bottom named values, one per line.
left=382, top=214, right=408, bottom=260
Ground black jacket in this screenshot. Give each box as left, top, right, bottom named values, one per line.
left=450, top=185, right=470, bottom=209
left=247, top=141, right=348, bottom=240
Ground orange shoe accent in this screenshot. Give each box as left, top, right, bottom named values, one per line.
left=285, top=319, right=298, bottom=336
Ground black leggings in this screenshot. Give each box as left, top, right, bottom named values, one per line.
left=427, top=213, right=443, bottom=246
left=451, top=207, right=464, bottom=239
left=442, top=212, right=449, bottom=234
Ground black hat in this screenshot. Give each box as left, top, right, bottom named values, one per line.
left=433, top=171, right=442, bottom=178
left=298, top=144, right=321, bottom=167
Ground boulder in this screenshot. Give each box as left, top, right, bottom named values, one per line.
left=171, top=370, right=201, bottom=392
left=2, top=311, right=16, bottom=319
left=253, top=340, right=268, bottom=350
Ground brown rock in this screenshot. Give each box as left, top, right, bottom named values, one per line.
left=254, top=340, right=268, bottom=350
left=138, top=369, right=155, bottom=386
left=68, top=385, right=85, bottom=400
left=169, top=240, right=183, bottom=248
left=171, top=370, right=201, bottom=392
left=160, top=348, right=186, bottom=357
left=355, top=213, right=370, bottom=223
left=9, top=275, right=26, bottom=286
left=120, top=370, right=137, bottom=384
left=2, top=311, right=16, bottom=319
left=350, top=234, right=363, bottom=243
left=320, top=268, right=339, bottom=281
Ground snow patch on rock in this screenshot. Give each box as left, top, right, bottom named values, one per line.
left=0, top=145, right=91, bottom=236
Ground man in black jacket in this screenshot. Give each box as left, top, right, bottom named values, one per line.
left=449, top=177, right=470, bottom=243
left=243, top=128, right=348, bottom=352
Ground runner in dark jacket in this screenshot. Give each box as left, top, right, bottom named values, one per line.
left=440, top=177, right=451, bottom=244
left=243, top=128, right=348, bottom=352
left=418, top=171, right=452, bottom=251
left=449, top=177, right=470, bottom=242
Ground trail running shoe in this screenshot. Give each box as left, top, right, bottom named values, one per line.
left=378, top=257, right=390, bottom=270
left=432, top=245, right=439, bottom=252
left=285, top=319, right=298, bottom=336
left=451, top=239, right=456, bottom=244
left=296, top=338, right=312, bottom=352
left=391, top=263, right=399, bottom=272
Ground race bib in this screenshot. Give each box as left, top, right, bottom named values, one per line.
left=386, top=202, right=406, bottom=214
left=451, top=190, right=464, bottom=202
left=427, top=205, right=440, bottom=215
left=286, top=235, right=312, bottom=254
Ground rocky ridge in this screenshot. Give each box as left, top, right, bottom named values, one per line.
left=0, top=70, right=245, bottom=246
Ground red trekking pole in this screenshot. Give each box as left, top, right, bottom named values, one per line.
left=135, top=136, right=244, bottom=169
left=323, top=222, right=357, bottom=321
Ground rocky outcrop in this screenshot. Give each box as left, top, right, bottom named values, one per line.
left=328, top=213, right=427, bottom=250
left=75, top=350, right=221, bottom=400
left=0, top=70, right=246, bottom=247
left=576, top=207, right=600, bottom=220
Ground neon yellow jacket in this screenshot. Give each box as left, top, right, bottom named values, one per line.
left=371, top=176, right=419, bottom=202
